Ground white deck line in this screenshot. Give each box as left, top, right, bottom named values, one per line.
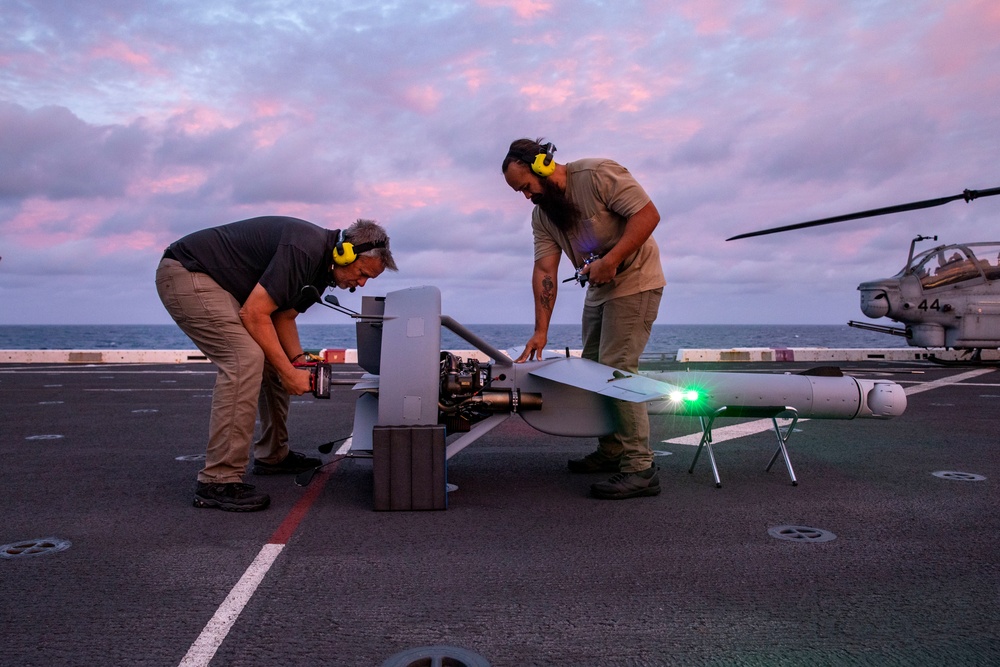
left=177, top=543, right=284, bottom=667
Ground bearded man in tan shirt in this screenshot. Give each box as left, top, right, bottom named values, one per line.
left=502, top=138, right=666, bottom=500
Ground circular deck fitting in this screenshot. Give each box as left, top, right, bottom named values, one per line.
left=932, top=471, right=986, bottom=482
left=1, top=537, right=72, bottom=559
left=380, top=645, right=490, bottom=667
left=768, top=525, right=837, bottom=543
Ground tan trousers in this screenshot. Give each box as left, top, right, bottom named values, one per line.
left=581, top=288, right=663, bottom=473
left=155, top=258, right=290, bottom=483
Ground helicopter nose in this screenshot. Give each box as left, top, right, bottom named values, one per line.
left=860, top=290, right=890, bottom=318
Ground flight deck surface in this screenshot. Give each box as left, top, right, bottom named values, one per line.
left=1, top=360, right=997, bottom=666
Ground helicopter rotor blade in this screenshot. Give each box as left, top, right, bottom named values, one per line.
left=727, top=185, right=1000, bottom=241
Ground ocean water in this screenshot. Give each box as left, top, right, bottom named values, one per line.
left=0, top=323, right=911, bottom=355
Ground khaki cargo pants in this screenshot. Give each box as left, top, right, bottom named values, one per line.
left=155, top=257, right=290, bottom=483
left=581, top=288, right=663, bottom=473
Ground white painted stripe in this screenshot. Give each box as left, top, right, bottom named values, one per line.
left=902, top=368, right=995, bottom=395
left=178, top=543, right=284, bottom=667
left=664, top=418, right=802, bottom=446
left=82, top=389, right=213, bottom=392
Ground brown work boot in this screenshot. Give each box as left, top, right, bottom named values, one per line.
left=567, top=451, right=622, bottom=474
left=590, top=465, right=661, bottom=500
left=193, top=482, right=270, bottom=512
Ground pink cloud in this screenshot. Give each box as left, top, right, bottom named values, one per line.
left=402, top=85, right=443, bottom=114
left=447, top=51, right=496, bottom=92
left=589, top=72, right=655, bottom=113
left=477, top=0, right=552, bottom=20
left=372, top=181, right=445, bottom=208
left=922, top=0, right=1000, bottom=77
left=518, top=80, right=575, bottom=112
left=99, top=230, right=162, bottom=253
left=164, top=106, right=238, bottom=135
left=87, top=40, right=164, bottom=76
left=250, top=117, right=301, bottom=149
left=3, top=198, right=109, bottom=245
left=130, top=168, right=209, bottom=196
left=674, top=0, right=736, bottom=35
left=252, top=100, right=286, bottom=118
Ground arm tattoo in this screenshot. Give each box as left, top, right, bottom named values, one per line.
left=540, top=274, right=555, bottom=311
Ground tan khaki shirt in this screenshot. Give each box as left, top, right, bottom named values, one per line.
left=532, top=158, right=666, bottom=305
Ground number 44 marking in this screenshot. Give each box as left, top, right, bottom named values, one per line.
left=918, top=299, right=940, bottom=311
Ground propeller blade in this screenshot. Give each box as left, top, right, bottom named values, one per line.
left=727, top=186, right=1000, bottom=241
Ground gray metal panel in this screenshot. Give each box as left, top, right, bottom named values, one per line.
left=356, top=295, right=385, bottom=375
left=350, top=391, right=378, bottom=452
left=376, top=286, right=442, bottom=426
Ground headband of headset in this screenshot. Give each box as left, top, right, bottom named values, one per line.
left=507, top=142, right=557, bottom=177
left=333, top=230, right=387, bottom=266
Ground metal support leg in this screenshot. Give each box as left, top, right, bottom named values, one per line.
left=688, top=407, right=727, bottom=488
left=764, top=407, right=799, bottom=486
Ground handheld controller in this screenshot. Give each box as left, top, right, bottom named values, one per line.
left=563, top=253, right=601, bottom=287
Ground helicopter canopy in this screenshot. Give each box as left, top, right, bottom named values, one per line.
left=901, top=242, right=1000, bottom=289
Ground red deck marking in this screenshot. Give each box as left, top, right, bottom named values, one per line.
left=268, top=465, right=337, bottom=545
left=180, top=461, right=344, bottom=666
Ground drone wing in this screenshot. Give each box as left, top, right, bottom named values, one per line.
left=527, top=357, right=680, bottom=402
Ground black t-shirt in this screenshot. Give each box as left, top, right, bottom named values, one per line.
left=167, top=216, right=338, bottom=311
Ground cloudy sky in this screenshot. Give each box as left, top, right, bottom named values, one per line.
left=2, top=0, right=998, bottom=327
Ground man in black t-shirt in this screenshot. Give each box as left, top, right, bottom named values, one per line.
left=156, top=217, right=396, bottom=512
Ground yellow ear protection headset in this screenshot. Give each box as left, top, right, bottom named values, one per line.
left=333, top=230, right=388, bottom=266
left=506, top=142, right=557, bottom=178
left=530, top=142, right=557, bottom=177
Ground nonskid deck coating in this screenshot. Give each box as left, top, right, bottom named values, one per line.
left=1, top=360, right=998, bottom=666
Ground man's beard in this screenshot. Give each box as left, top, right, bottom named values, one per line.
left=532, top=178, right=581, bottom=231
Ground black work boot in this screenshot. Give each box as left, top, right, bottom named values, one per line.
left=590, top=464, right=661, bottom=499
left=567, top=451, right=622, bottom=473
left=252, top=450, right=321, bottom=475
left=193, top=482, right=270, bottom=512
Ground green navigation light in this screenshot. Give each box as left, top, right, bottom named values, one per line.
left=669, top=389, right=700, bottom=403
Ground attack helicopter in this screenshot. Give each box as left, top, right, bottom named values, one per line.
left=728, top=186, right=1000, bottom=362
